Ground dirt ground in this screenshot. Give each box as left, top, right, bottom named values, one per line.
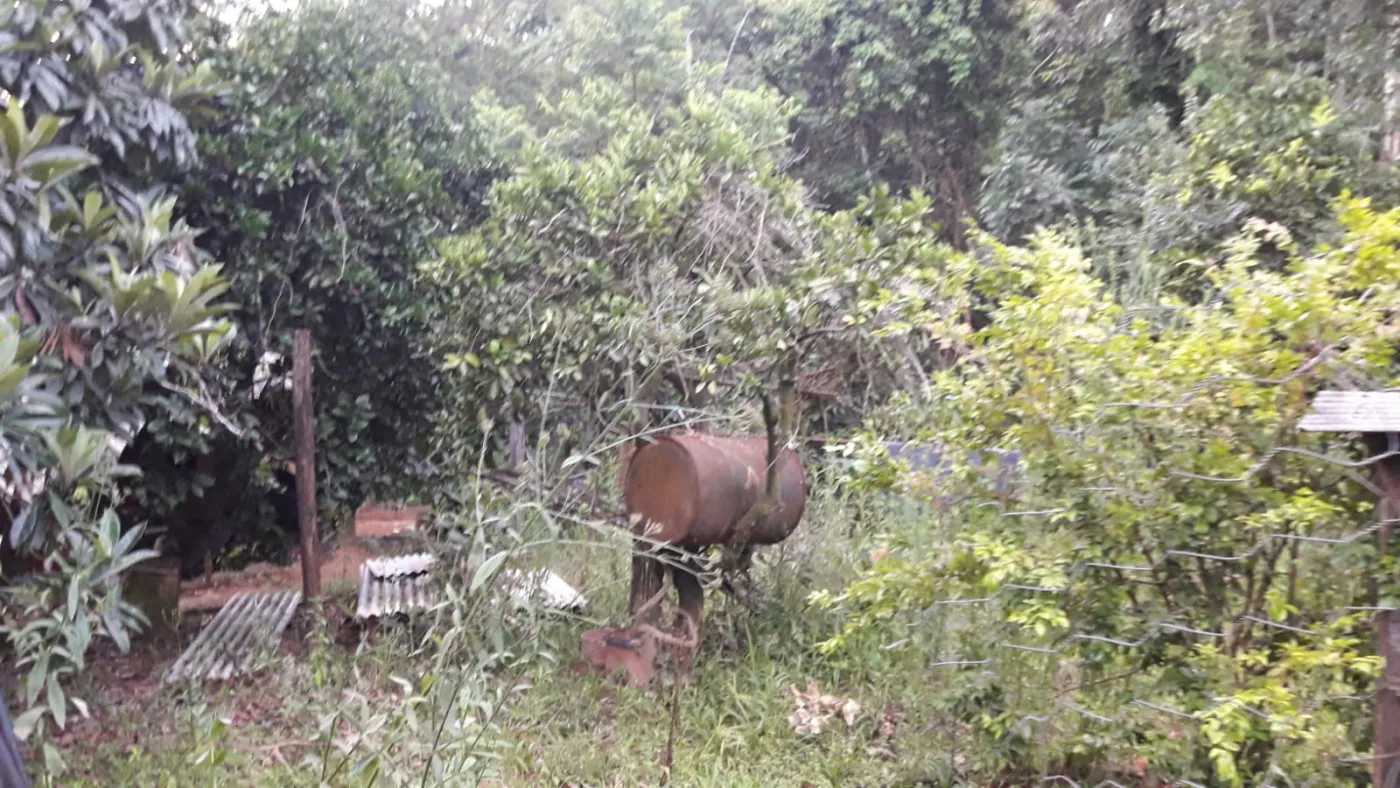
left=177, top=504, right=429, bottom=612
left=2, top=504, right=430, bottom=779
left=352, top=503, right=429, bottom=538
left=31, top=595, right=365, bottom=782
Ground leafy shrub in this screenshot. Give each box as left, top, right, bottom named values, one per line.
left=144, top=0, right=502, bottom=547
left=1, top=0, right=233, bottom=743
left=815, top=200, right=1400, bottom=783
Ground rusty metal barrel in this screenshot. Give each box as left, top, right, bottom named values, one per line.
left=622, top=432, right=806, bottom=548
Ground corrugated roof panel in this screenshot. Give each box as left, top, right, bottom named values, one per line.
left=165, top=590, right=301, bottom=684
left=1299, top=391, right=1400, bottom=433
left=364, top=553, right=435, bottom=578
left=356, top=554, right=439, bottom=619
left=501, top=568, right=587, bottom=612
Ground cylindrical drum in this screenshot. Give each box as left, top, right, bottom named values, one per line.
left=622, top=432, right=806, bottom=548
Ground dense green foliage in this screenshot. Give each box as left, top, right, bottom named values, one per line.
left=426, top=76, right=811, bottom=461
left=980, top=0, right=1400, bottom=271
left=0, top=0, right=233, bottom=744
left=819, top=202, right=1400, bottom=781
left=166, top=0, right=496, bottom=529
left=747, top=0, right=1024, bottom=233
left=425, top=0, right=969, bottom=467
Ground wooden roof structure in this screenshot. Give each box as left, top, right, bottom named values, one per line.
left=1298, top=391, right=1400, bottom=433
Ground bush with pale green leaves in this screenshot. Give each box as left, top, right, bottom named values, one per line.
left=816, top=198, right=1400, bottom=784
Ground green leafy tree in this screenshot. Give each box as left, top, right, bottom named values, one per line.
left=0, top=0, right=233, bottom=745
left=164, top=0, right=496, bottom=545
left=980, top=0, right=1398, bottom=277
left=0, top=0, right=222, bottom=175
left=818, top=200, right=1400, bottom=782
left=0, top=0, right=234, bottom=554
left=426, top=75, right=812, bottom=467
left=0, top=0, right=231, bottom=469
left=745, top=0, right=1026, bottom=238
left=427, top=46, right=974, bottom=474
left=981, top=70, right=1392, bottom=305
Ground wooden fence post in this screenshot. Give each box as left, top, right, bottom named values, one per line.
left=1298, top=393, right=1400, bottom=784
left=293, top=329, right=320, bottom=598
left=1375, top=468, right=1400, bottom=786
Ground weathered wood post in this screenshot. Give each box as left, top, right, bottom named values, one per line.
left=1373, top=466, right=1400, bottom=788
left=1299, top=391, right=1400, bottom=785
left=197, top=451, right=217, bottom=588
left=292, top=328, right=320, bottom=598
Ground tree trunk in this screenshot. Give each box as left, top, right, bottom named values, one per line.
left=1373, top=459, right=1400, bottom=786
left=1384, top=3, right=1400, bottom=163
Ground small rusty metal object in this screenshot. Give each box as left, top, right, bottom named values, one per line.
left=603, top=633, right=642, bottom=650
left=580, top=627, right=659, bottom=686
left=578, top=584, right=699, bottom=687
left=622, top=432, right=807, bottom=548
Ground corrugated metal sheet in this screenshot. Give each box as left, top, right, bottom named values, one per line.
left=364, top=553, right=435, bottom=578
left=501, top=568, right=587, bottom=612
left=165, top=590, right=301, bottom=684
left=356, top=553, right=439, bottom=619
left=1299, top=391, right=1400, bottom=433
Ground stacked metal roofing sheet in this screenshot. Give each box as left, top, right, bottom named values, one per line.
left=363, top=553, right=435, bottom=577
left=1299, top=390, right=1400, bottom=433
left=355, top=552, right=439, bottom=619
left=165, top=590, right=301, bottom=683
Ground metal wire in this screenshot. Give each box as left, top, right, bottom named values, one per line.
left=890, top=370, right=1394, bottom=783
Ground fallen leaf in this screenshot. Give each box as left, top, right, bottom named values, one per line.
left=787, top=678, right=861, bottom=737
left=840, top=698, right=861, bottom=727
left=14, top=288, right=36, bottom=325
left=58, top=324, right=85, bottom=367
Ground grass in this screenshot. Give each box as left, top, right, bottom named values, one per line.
left=498, top=606, right=964, bottom=787
left=34, top=486, right=980, bottom=787
left=24, top=470, right=1380, bottom=786
left=490, top=486, right=969, bottom=786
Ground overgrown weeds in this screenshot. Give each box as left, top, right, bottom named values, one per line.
left=41, top=475, right=1008, bottom=786
left=54, top=440, right=1362, bottom=785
